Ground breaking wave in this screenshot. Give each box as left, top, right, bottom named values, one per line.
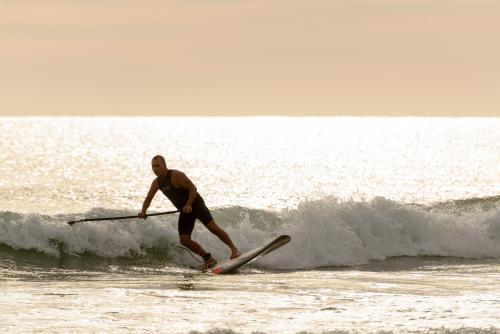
left=1, top=196, right=499, bottom=270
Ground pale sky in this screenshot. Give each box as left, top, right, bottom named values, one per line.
left=1, top=0, right=499, bottom=116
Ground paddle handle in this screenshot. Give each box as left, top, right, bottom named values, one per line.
left=67, top=210, right=180, bottom=226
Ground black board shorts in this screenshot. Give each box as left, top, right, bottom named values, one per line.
left=178, top=196, right=213, bottom=236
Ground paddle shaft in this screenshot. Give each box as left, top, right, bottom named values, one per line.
left=67, top=210, right=180, bottom=226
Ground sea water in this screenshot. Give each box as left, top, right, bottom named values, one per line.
left=0, top=117, right=499, bottom=333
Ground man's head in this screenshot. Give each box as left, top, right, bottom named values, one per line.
left=151, top=155, right=168, bottom=176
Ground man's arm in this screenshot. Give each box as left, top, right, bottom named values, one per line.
left=172, top=171, right=197, bottom=213
left=138, top=179, right=159, bottom=218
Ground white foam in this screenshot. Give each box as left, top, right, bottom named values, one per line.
left=0, top=208, right=180, bottom=258
left=256, top=197, right=500, bottom=269
left=1, top=197, right=499, bottom=269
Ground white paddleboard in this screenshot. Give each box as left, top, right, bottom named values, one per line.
left=209, top=235, right=291, bottom=275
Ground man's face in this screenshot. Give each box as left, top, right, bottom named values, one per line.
left=152, top=159, right=167, bottom=176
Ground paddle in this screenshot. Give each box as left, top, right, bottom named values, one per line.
left=67, top=210, right=180, bottom=226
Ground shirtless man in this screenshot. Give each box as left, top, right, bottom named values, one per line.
left=138, top=155, right=240, bottom=269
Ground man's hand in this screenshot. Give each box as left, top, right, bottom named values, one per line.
left=183, top=205, right=192, bottom=214
left=138, top=211, right=147, bottom=219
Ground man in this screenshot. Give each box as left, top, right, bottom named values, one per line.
left=138, top=155, right=240, bottom=270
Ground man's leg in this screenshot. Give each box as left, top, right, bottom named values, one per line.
left=178, top=213, right=205, bottom=256
left=179, top=234, right=217, bottom=269
left=179, top=234, right=207, bottom=258
left=206, top=221, right=240, bottom=259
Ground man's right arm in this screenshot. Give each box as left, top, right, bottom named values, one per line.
left=139, top=180, right=159, bottom=219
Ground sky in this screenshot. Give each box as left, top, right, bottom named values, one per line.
left=1, top=0, right=499, bottom=116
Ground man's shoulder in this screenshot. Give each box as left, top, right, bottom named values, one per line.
left=170, top=169, right=189, bottom=187
left=170, top=169, right=185, bottom=177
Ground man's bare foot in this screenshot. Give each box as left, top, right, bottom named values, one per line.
left=230, top=249, right=241, bottom=260
left=199, top=257, right=217, bottom=271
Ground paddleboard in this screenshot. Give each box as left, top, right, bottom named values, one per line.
left=209, top=235, right=291, bottom=275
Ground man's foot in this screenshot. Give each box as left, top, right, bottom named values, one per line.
left=199, top=257, right=217, bottom=271
left=230, top=249, right=241, bottom=260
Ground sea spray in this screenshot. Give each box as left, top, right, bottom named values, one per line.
left=1, top=196, right=499, bottom=270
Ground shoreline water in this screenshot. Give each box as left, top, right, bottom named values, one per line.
left=1, top=257, right=499, bottom=334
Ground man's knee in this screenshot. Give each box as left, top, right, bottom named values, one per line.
left=179, top=234, right=191, bottom=246
left=206, top=221, right=219, bottom=232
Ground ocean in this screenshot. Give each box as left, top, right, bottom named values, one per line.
left=0, top=117, right=499, bottom=333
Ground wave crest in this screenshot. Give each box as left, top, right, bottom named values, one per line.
left=1, top=196, right=499, bottom=269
